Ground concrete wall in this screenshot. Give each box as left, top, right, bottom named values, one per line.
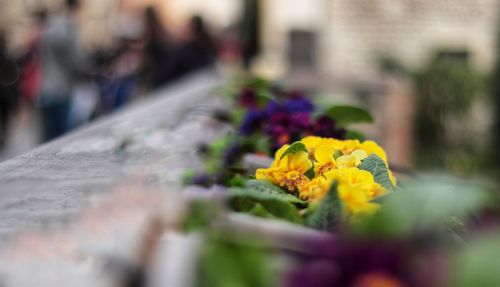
left=323, top=0, right=500, bottom=78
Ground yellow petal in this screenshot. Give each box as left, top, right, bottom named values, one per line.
left=314, top=145, right=335, bottom=164
left=389, top=170, right=397, bottom=185
left=301, top=136, right=322, bottom=150
left=338, top=185, right=380, bottom=215
left=289, top=151, right=313, bottom=173
left=339, top=140, right=361, bottom=154
left=336, top=155, right=357, bottom=168
left=360, top=140, right=388, bottom=163
left=320, top=138, right=341, bottom=147
left=255, top=168, right=270, bottom=180
left=274, top=144, right=289, bottom=162
left=351, top=149, right=368, bottom=165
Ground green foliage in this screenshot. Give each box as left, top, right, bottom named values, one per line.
left=203, top=136, right=232, bottom=174
left=333, top=149, right=344, bottom=159
left=358, top=154, right=394, bottom=190
left=244, top=180, right=306, bottom=204
left=183, top=200, right=219, bottom=232
left=415, top=51, right=481, bottom=116
left=325, top=105, right=374, bottom=126
left=228, top=174, right=247, bottom=187
left=490, top=22, right=500, bottom=169
left=280, top=142, right=307, bottom=159
left=231, top=108, right=248, bottom=126
left=345, top=130, right=366, bottom=141
left=256, top=89, right=275, bottom=105
left=413, top=49, right=483, bottom=169
left=453, top=233, right=500, bottom=287
left=306, top=182, right=342, bottom=231
left=182, top=170, right=196, bottom=185
left=304, top=167, right=315, bottom=179
left=228, top=189, right=303, bottom=224
left=377, top=55, right=407, bottom=75
left=222, top=75, right=275, bottom=108
left=228, top=180, right=305, bottom=223
left=196, top=234, right=274, bottom=287
left=254, top=136, right=271, bottom=154
left=353, top=175, right=488, bottom=238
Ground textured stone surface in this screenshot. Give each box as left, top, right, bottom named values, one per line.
left=0, top=71, right=229, bottom=286
left=0, top=71, right=224, bottom=248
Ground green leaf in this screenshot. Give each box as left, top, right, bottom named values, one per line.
left=333, top=149, right=343, bottom=159
left=345, top=130, right=366, bottom=141
left=183, top=200, right=219, bottom=232
left=233, top=180, right=306, bottom=204
left=248, top=203, right=275, bottom=218
left=454, top=233, right=500, bottom=287
left=227, top=180, right=306, bottom=223
left=182, top=170, right=196, bottom=185
left=280, top=142, right=307, bottom=159
left=325, top=105, right=374, bottom=126
left=256, top=90, right=275, bottom=106
left=352, top=174, right=488, bottom=237
left=306, top=182, right=342, bottom=231
left=197, top=234, right=274, bottom=287
left=255, top=137, right=271, bottom=154
left=304, top=167, right=315, bottom=179
left=231, top=108, right=247, bottom=125
left=228, top=190, right=304, bottom=224
left=228, top=174, right=246, bottom=187
left=358, top=154, right=393, bottom=189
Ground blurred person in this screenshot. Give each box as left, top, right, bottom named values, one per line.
left=140, top=6, right=177, bottom=90
left=19, top=8, right=47, bottom=105
left=176, top=15, right=217, bottom=74
left=141, top=10, right=218, bottom=91
left=0, top=33, right=20, bottom=148
left=94, top=40, right=141, bottom=114
left=39, top=0, right=87, bottom=141
left=239, top=0, right=261, bottom=69
left=94, top=5, right=145, bottom=114
left=218, top=24, right=243, bottom=64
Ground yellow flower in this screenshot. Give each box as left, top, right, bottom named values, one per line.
left=256, top=137, right=396, bottom=216
left=338, top=184, right=380, bottom=216
left=331, top=139, right=396, bottom=185
left=256, top=145, right=312, bottom=191
left=326, top=168, right=386, bottom=198
left=331, top=140, right=378, bottom=161
left=301, top=136, right=339, bottom=159
left=298, top=176, right=330, bottom=202
left=297, top=167, right=387, bottom=216
left=360, top=140, right=388, bottom=162
left=301, top=136, right=323, bottom=151
left=325, top=168, right=385, bottom=216
left=333, top=139, right=362, bottom=154
left=313, top=145, right=337, bottom=176
left=302, top=137, right=395, bottom=183
left=359, top=141, right=396, bottom=185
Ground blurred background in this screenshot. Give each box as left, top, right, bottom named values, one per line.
left=0, top=0, right=499, bottom=178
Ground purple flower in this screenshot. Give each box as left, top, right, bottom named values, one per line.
left=192, top=173, right=213, bottom=187
left=284, top=236, right=416, bottom=287
left=223, top=143, right=244, bottom=167
left=312, top=115, right=347, bottom=139
left=264, top=111, right=312, bottom=145
left=265, top=97, right=314, bottom=114
left=237, top=88, right=259, bottom=108
left=283, top=98, right=315, bottom=113
left=239, top=109, right=267, bottom=135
